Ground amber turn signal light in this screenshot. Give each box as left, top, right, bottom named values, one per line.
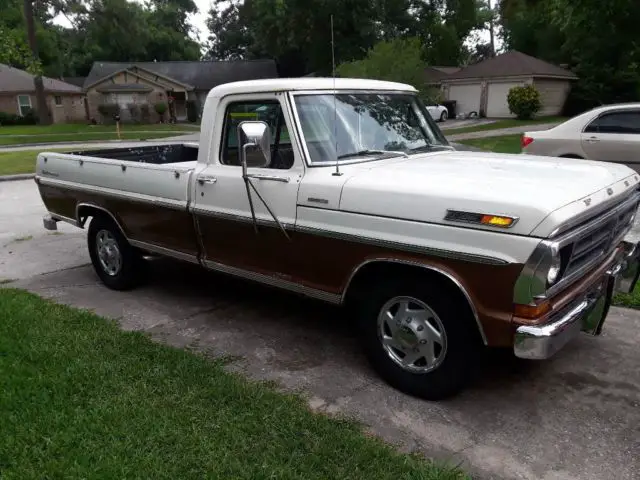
left=514, top=301, right=552, bottom=320
left=480, top=215, right=516, bottom=227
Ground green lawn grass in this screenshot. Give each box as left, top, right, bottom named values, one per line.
left=612, top=283, right=640, bottom=309
left=457, top=134, right=523, bottom=154
left=0, top=288, right=467, bottom=480
left=0, top=124, right=197, bottom=146
left=0, top=123, right=198, bottom=135
left=445, top=116, right=566, bottom=135
left=0, top=149, right=71, bottom=175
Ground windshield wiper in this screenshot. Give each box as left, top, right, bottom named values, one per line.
left=337, top=149, right=408, bottom=160
left=409, top=144, right=453, bottom=153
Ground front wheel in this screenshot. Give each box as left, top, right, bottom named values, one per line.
left=358, top=275, right=479, bottom=400
left=87, top=215, right=145, bottom=290
left=440, top=110, right=448, bottom=122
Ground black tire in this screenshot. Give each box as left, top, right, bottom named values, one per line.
left=440, top=110, right=448, bottom=122
left=87, top=215, right=145, bottom=291
left=357, top=274, right=480, bottom=400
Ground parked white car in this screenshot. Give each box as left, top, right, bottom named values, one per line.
left=522, top=103, right=640, bottom=172
left=425, top=102, right=449, bottom=122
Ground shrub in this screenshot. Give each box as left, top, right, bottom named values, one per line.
left=154, top=102, right=167, bottom=122
left=140, top=104, right=151, bottom=123
left=186, top=100, right=198, bottom=123
left=127, top=103, right=141, bottom=123
left=0, top=109, right=38, bottom=125
left=507, top=84, right=542, bottom=120
left=97, top=103, right=121, bottom=124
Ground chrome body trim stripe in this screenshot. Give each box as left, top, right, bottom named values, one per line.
left=191, top=206, right=295, bottom=230
left=341, top=258, right=488, bottom=345
left=75, top=203, right=126, bottom=233
left=295, top=224, right=508, bottom=266
left=129, top=240, right=200, bottom=264
left=37, top=176, right=188, bottom=211
left=204, top=260, right=342, bottom=304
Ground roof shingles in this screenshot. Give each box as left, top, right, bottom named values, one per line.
left=446, top=51, right=577, bottom=80
left=0, top=64, right=83, bottom=94
left=84, top=60, right=278, bottom=91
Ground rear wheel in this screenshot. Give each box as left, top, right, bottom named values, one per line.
left=87, top=215, right=145, bottom=290
left=357, top=274, right=479, bottom=400
left=440, top=110, right=448, bottom=122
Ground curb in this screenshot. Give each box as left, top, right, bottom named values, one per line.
left=0, top=173, right=35, bottom=182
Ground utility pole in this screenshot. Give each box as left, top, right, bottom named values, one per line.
left=488, top=0, right=496, bottom=57
left=23, top=0, right=51, bottom=125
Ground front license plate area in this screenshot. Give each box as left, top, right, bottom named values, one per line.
left=581, top=277, right=614, bottom=336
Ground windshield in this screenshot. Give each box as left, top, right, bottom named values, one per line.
left=293, top=92, right=450, bottom=164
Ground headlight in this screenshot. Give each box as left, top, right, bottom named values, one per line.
left=546, top=253, right=562, bottom=286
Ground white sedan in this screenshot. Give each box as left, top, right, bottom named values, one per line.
left=522, top=102, right=640, bottom=173
left=425, top=102, right=449, bottom=122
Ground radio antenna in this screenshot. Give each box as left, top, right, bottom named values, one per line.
left=330, top=14, right=342, bottom=176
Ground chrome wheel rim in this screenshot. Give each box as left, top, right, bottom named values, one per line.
left=96, top=229, right=122, bottom=276
left=377, top=296, right=447, bottom=373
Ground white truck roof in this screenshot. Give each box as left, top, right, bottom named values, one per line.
left=206, top=77, right=418, bottom=99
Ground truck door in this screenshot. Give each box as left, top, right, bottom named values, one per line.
left=191, top=93, right=304, bottom=279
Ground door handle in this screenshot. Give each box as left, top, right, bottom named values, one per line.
left=197, top=175, right=217, bottom=185
left=586, top=136, right=600, bottom=143
left=246, top=173, right=290, bottom=183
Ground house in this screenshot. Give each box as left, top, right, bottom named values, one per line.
left=424, top=66, right=461, bottom=88
left=440, top=51, right=578, bottom=118
left=83, top=60, right=278, bottom=123
left=0, top=64, right=86, bottom=123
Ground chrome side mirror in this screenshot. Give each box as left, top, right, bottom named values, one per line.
left=238, top=121, right=271, bottom=170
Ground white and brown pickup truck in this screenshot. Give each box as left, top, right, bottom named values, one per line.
left=35, top=78, right=640, bottom=400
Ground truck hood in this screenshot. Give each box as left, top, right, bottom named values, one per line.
left=339, top=150, right=637, bottom=236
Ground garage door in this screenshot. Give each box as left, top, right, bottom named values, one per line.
left=486, top=81, right=525, bottom=118
left=448, top=84, right=481, bottom=115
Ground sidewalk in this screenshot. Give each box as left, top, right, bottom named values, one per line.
left=446, top=122, right=560, bottom=141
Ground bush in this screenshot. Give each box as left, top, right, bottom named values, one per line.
left=186, top=100, right=198, bottom=122
left=507, top=84, right=542, bottom=120
left=140, top=104, right=151, bottom=123
left=336, top=37, right=438, bottom=101
left=0, top=109, right=38, bottom=126
left=127, top=103, right=141, bottom=123
left=97, top=103, right=121, bottom=124
left=154, top=102, right=167, bottom=122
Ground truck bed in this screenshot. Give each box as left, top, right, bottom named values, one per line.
left=65, top=143, right=199, bottom=168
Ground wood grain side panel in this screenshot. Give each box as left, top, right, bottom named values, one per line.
left=195, top=215, right=521, bottom=347
left=37, top=184, right=198, bottom=256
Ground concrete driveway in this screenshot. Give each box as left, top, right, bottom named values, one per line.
left=1, top=179, right=639, bottom=480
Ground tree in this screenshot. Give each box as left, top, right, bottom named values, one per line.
left=498, top=0, right=640, bottom=114
left=336, top=37, right=439, bottom=100
left=24, top=0, right=52, bottom=124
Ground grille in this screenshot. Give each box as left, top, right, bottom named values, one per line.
left=563, top=198, right=637, bottom=279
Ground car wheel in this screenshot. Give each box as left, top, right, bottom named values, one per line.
left=87, top=215, right=146, bottom=291
left=440, top=110, right=448, bottom=122
left=357, top=274, right=480, bottom=400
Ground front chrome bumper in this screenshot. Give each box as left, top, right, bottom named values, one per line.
left=514, top=240, right=640, bottom=360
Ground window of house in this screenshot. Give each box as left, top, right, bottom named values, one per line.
left=220, top=99, right=294, bottom=170
left=17, top=95, right=32, bottom=116
left=54, top=95, right=63, bottom=106
left=584, top=111, right=640, bottom=134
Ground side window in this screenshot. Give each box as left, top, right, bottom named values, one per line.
left=220, top=100, right=294, bottom=170
left=585, top=111, right=640, bottom=134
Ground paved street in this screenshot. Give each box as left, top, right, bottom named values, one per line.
left=1, top=179, right=639, bottom=480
